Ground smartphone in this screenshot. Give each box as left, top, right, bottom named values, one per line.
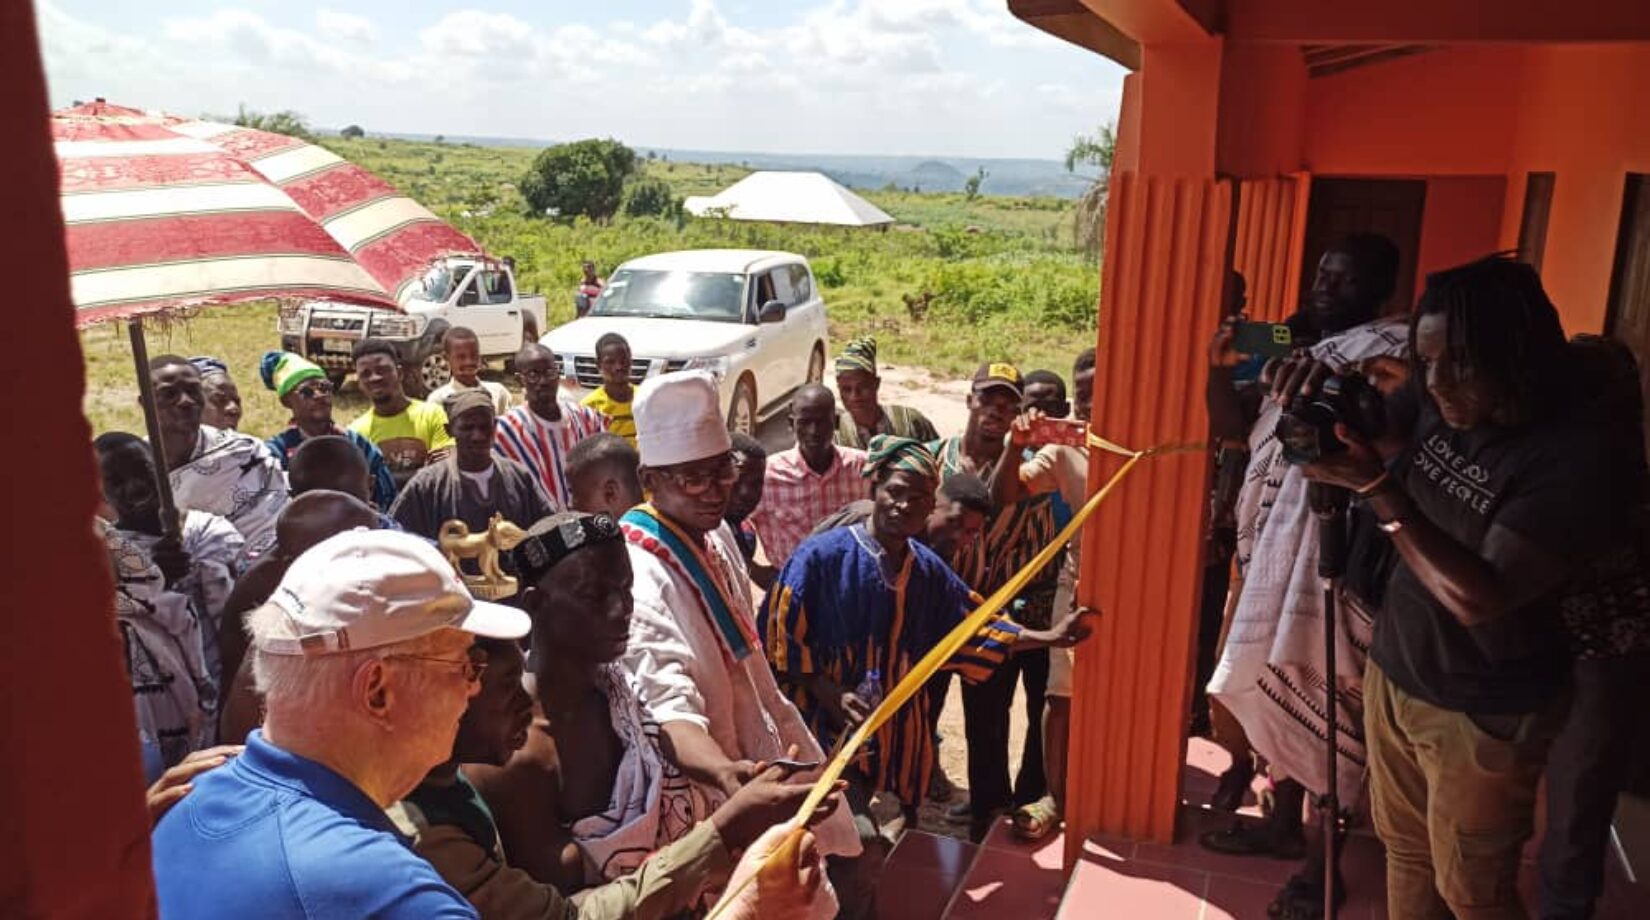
left=1232, top=321, right=1295, bottom=359
left=766, top=758, right=823, bottom=774
left=1028, top=416, right=1088, bottom=447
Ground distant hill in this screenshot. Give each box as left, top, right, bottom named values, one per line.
left=365, top=131, right=1095, bottom=199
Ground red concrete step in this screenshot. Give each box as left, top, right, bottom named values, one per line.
left=875, top=829, right=980, bottom=920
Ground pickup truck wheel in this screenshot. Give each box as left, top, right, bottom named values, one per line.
left=806, top=343, right=826, bottom=384
left=415, top=351, right=455, bottom=398
left=728, top=375, right=757, bottom=436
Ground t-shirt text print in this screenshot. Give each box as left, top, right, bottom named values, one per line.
left=1412, top=431, right=1495, bottom=517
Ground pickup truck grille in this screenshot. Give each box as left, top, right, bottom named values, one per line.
left=307, top=315, right=366, bottom=332
left=567, top=356, right=687, bottom=388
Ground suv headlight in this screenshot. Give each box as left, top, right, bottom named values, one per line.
left=681, top=356, right=729, bottom=378
left=370, top=313, right=422, bottom=338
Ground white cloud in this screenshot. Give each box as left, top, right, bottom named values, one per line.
left=37, top=0, right=1124, bottom=159
left=316, top=9, right=376, bottom=46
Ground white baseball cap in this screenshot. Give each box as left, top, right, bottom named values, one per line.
left=255, top=528, right=530, bottom=656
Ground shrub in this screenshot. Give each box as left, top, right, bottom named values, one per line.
left=622, top=177, right=681, bottom=218
left=520, top=139, right=638, bottom=221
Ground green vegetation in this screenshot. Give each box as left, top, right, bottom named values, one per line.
left=519, top=138, right=638, bottom=220
left=82, top=136, right=1101, bottom=437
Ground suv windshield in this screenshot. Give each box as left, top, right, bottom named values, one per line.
left=591, top=270, right=747, bottom=323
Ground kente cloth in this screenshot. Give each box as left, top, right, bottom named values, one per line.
left=100, top=519, right=217, bottom=783
left=120, top=510, right=244, bottom=688
left=745, top=445, right=869, bottom=567
left=569, top=663, right=700, bottom=884
left=932, top=436, right=1060, bottom=611
left=388, top=456, right=556, bottom=573
left=863, top=434, right=939, bottom=482
left=493, top=402, right=609, bottom=510
left=1208, top=317, right=1408, bottom=803
left=834, top=403, right=939, bottom=450
left=759, top=524, right=1020, bottom=806
left=618, top=506, right=862, bottom=860
left=168, top=424, right=288, bottom=549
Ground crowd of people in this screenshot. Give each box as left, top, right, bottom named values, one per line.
left=1198, top=241, right=1650, bottom=920
left=98, top=242, right=1650, bottom=919
left=100, top=306, right=1100, bottom=917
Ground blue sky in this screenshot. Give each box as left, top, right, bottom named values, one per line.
left=37, top=0, right=1126, bottom=159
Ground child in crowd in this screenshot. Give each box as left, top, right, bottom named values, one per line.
left=582, top=332, right=637, bottom=445
left=428, top=326, right=512, bottom=417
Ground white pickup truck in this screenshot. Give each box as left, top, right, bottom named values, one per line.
left=277, top=255, right=547, bottom=396
left=541, top=249, right=830, bottom=434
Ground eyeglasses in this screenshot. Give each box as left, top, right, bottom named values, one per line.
left=661, top=460, right=739, bottom=496
left=295, top=381, right=334, bottom=399
left=384, top=653, right=487, bottom=683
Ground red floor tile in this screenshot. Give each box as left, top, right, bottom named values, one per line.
left=1056, top=855, right=1209, bottom=920
left=946, top=846, right=1069, bottom=920
left=878, top=866, right=963, bottom=920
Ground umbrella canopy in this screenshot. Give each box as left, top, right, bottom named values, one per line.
left=54, top=100, right=482, bottom=327
left=683, top=171, right=894, bottom=227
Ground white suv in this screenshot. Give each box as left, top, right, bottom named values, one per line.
left=541, top=249, right=830, bottom=434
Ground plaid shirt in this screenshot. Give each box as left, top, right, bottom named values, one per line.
left=747, top=445, right=868, bottom=566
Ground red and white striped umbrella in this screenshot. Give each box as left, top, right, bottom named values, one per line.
left=54, top=100, right=482, bottom=326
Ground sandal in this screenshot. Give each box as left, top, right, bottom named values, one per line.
left=1011, top=796, right=1061, bottom=841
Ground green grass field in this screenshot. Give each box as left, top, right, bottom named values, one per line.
left=82, top=137, right=1101, bottom=438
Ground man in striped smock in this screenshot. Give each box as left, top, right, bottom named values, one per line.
left=760, top=436, right=1093, bottom=830
left=494, top=344, right=608, bottom=509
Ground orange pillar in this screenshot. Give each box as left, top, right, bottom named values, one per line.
left=1, top=1, right=155, bottom=914
left=1065, top=39, right=1229, bottom=857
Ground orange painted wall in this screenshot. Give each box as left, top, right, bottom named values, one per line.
left=1301, top=45, right=1524, bottom=176
left=1500, top=43, right=1650, bottom=332
left=1415, top=176, right=1508, bottom=297
left=2, top=1, right=157, bottom=915
left=1216, top=42, right=1307, bottom=178
left=1133, top=41, right=1224, bottom=177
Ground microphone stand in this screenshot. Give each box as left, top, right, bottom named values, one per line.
left=1309, top=482, right=1351, bottom=920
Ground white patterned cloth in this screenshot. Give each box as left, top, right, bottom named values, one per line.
left=101, top=519, right=217, bottom=783
left=169, top=424, right=288, bottom=551
left=620, top=519, right=862, bottom=863
left=569, top=663, right=701, bottom=884
left=119, top=510, right=244, bottom=688
left=1208, top=317, right=1408, bottom=803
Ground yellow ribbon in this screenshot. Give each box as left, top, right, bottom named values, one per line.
left=706, top=433, right=1203, bottom=916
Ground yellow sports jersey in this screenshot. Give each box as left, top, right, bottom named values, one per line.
left=582, top=387, right=637, bottom=446
left=348, top=399, right=454, bottom=473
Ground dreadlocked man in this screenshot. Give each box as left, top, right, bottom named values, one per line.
left=1296, top=255, right=1627, bottom=920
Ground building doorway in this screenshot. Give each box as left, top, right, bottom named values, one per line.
left=1298, top=178, right=1427, bottom=315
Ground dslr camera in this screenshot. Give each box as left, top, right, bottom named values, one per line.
left=1275, top=372, right=1386, bottom=465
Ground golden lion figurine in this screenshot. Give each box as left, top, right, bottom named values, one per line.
left=438, top=513, right=529, bottom=600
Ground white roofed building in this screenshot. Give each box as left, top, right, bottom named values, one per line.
left=684, top=171, right=894, bottom=227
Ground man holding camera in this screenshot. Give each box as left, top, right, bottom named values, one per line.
left=1202, top=234, right=1408, bottom=916
left=1295, top=256, right=1624, bottom=919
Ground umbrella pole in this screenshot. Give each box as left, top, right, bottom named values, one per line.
left=127, top=319, right=182, bottom=541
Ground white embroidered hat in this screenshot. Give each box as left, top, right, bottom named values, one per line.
left=633, top=370, right=733, bottom=467
left=255, top=528, right=530, bottom=656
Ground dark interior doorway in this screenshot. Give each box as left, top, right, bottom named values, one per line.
left=1298, top=178, right=1427, bottom=316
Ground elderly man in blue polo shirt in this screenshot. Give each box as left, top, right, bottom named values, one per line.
left=151, top=528, right=530, bottom=918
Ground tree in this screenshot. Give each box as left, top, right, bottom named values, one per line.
left=964, top=167, right=989, bottom=201
left=340, top=124, right=365, bottom=139
left=433, top=134, right=446, bottom=144
left=1066, top=122, right=1117, bottom=257
left=622, top=176, right=681, bottom=218
left=227, top=105, right=314, bottom=141
left=519, top=138, right=639, bottom=221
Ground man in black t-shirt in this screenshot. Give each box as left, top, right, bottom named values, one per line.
left=1293, top=256, right=1623, bottom=919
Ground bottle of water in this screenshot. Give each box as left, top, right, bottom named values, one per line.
left=853, top=669, right=884, bottom=760
left=855, top=668, right=885, bottom=711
